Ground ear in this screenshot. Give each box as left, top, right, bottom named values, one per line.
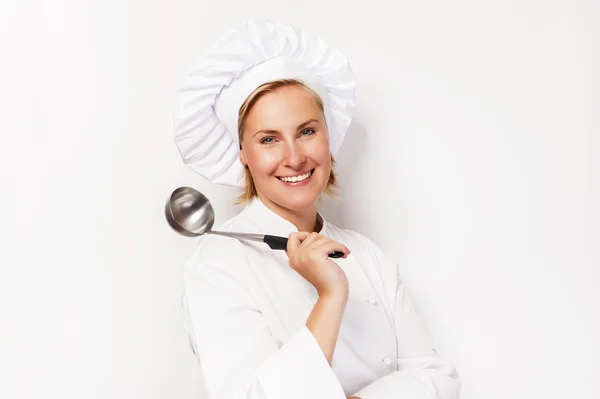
left=239, top=147, right=248, bottom=167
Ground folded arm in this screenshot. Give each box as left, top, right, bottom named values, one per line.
left=350, top=248, right=461, bottom=399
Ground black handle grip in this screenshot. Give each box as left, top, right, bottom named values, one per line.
left=328, top=251, right=344, bottom=258
left=263, top=235, right=345, bottom=259
left=263, top=235, right=288, bottom=250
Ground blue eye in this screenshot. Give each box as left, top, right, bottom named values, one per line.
left=301, top=128, right=316, bottom=136
left=260, top=137, right=275, bottom=144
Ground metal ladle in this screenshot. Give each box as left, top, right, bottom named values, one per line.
left=165, top=186, right=344, bottom=258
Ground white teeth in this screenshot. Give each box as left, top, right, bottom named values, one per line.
left=280, top=170, right=312, bottom=183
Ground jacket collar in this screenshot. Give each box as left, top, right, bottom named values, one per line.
left=241, top=196, right=329, bottom=238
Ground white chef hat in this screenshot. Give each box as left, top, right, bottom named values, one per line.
left=173, top=20, right=356, bottom=187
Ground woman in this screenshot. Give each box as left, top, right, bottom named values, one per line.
left=174, top=21, right=461, bottom=399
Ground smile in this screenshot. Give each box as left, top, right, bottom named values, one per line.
left=276, top=169, right=314, bottom=183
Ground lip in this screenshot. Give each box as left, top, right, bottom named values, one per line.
left=276, top=168, right=315, bottom=186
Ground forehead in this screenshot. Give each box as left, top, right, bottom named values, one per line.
left=245, top=85, right=323, bottom=129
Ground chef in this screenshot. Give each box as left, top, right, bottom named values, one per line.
left=174, top=20, right=461, bottom=399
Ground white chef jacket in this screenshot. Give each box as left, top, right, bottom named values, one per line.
left=181, top=196, right=461, bottom=399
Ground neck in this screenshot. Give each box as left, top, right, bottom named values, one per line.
left=256, top=193, right=320, bottom=232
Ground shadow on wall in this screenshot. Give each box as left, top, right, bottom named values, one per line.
left=320, top=120, right=369, bottom=229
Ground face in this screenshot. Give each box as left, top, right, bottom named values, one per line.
left=239, top=85, right=331, bottom=213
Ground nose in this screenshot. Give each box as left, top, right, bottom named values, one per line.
left=283, top=142, right=306, bottom=169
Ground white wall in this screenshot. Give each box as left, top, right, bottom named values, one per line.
left=2, top=1, right=598, bottom=398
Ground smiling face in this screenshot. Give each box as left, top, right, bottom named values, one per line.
left=239, top=84, right=332, bottom=214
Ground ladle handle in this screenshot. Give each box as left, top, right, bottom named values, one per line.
left=263, top=235, right=288, bottom=250
left=263, top=235, right=345, bottom=258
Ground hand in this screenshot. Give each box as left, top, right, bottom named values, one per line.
left=286, top=232, right=351, bottom=298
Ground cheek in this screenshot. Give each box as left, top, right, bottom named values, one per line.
left=308, top=137, right=331, bottom=165
left=244, top=147, right=281, bottom=174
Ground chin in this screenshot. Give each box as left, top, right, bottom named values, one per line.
left=276, top=194, right=319, bottom=211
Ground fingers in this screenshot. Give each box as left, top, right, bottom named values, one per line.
left=288, top=231, right=350, bottom=258
left=315, top=241, right=351, bottom=258
left=288, top=231, right=321, bottom=251
left=302, top=233, right=350, bottom=255
left=300, top=232, right=323, bottom=247
left=287, top=231, right=311, bottom=253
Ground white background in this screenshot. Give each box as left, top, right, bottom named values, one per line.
left=1, top=1, right=598, bottom=398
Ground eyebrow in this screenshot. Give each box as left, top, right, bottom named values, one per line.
left=252, top=119, right=320, bottom=137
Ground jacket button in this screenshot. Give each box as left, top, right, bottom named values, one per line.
left=367, top=297, right=377, bottom=304
left=383, top=357, right=392, bottom=366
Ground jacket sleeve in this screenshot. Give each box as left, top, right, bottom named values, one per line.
left=350, top=249, right=462, bottom=399
left=182, top=252, right=347, bottom=399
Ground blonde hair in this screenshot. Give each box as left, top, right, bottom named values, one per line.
left=235, top=78, right=338, bottom=204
